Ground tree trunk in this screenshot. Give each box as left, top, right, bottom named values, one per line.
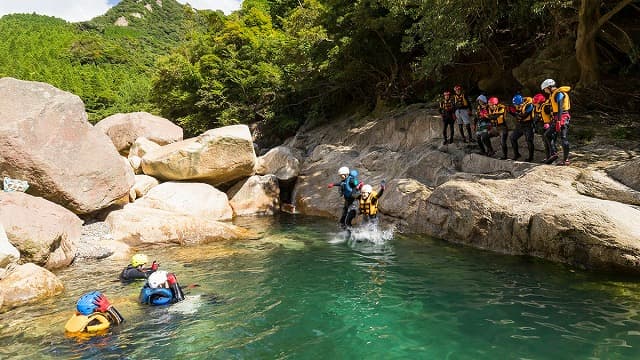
left=576, top=0, right=601, bottom=87
left=575, top=0, right=634, bottom=88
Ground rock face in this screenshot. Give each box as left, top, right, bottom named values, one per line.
left=608, top=157, right=640, bottom=192
left=423, top=166, right=640, bottom=271
left=288, top=105, right=640, bottom=272
left=128, top=137, right=161, bottom=159
left=255, top=146, right=301, bottom=181
left=141, top=125, right=256, bottom=186
left=105, top=205, right=252, bottom=246
left=132, top=174, right=159, bottom=199
left=0, top=263, right=64, bottom=312
left=0, top=77, right=134, bottom=214
left=228, top=175, right=280, bottom=216
left=135, top=182, right=233, bottom=220
left=0, top=192, right=80, bottom=269
left=0, top=224, right=20, bottom=268
left=95, top=112, right=183, bottom=155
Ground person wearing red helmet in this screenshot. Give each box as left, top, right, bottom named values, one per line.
left=487, top=97, right=509, bottom=160
left=453, top=85, right=473, bottom=143
left=532, top=93, right=558, bottom=163
left=438, top=90, right=456, bottom=145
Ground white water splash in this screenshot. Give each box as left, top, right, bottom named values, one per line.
left=167, top=294, right=202, bottom=315
left=329, top=223, right=395, bottom=245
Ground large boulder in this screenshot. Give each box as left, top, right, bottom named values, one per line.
left=95, top=112, right=183, bottom=155
left=379, top=178, right=432, bottom=232
left=422, top=166, right=640, bottom=271
left=255, top=146, right=301, bottom=181
left=608, top=157, right=640, bottom=193
left=141, top=125, right=256, bottom=186
left=0, top=77, right=134, bottom=214
left=105, top=205, right=252, bottom=246
left=0, top=192, right=80, bottom=269
left=0, top=224, right=20, bottom=268
left=0, top=263, right=64, bottom=312
left=228, top=175, right=280, bottom=216
left=135, top=182, right=233, bottom=220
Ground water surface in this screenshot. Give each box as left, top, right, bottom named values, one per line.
left=1, top=214, right=640, bottom=359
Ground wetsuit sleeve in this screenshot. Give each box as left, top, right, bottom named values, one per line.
left=556, top=92, right=565, bottom=115
left=376, top=187, right=384, bottom=198
left=120, top=266, right=149, bottom=281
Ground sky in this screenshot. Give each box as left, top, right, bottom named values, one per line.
left=0, top=0, right=243, bottom=22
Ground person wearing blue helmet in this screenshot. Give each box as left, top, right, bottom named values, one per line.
left=328, top=166, right=361, bottom=228
left=509, top=93, right=536, bottom=162
left=64, top=291, right=124, bottom=335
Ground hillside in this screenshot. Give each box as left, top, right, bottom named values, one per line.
left=0, top=0, right=205, bottom=122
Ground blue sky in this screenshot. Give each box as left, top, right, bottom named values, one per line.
left=0, top=0, right=242, bottom=22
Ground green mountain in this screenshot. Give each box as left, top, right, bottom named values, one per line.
left=0, top=0, right=206, bottom=122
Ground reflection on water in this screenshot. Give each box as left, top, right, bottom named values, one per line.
left=2, top=213, right=640, bottom=359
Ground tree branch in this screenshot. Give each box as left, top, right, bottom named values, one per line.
left=586, top=0, right=634, bottom=40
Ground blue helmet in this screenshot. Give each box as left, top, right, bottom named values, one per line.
left=476, top=95, right=487, bottom=104
left=349, top=169, right=358, bottom=177
left=512, top=94, right=523, bottom=105
left=76, top=291, right=101, bottom=315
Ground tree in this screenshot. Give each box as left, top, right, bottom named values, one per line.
left=575, top=0, right=634, bottom=87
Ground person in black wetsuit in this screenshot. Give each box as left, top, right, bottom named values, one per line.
left=120, top=253, right=158, bottom=283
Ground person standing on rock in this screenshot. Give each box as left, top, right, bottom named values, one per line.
left=509, top=94, right=535, bottom=162
left=439, top=90, right=456, bottom=145
left=328, top=166, right=360, bottom=229
left=453, top=85, right=473, bottom=143
left=474, top=95, right=495, bottom=157
left=487, top=97, right=509, bottom=160
left=120, top=253, right=159, bottom=283
left=533, top=93, right=558, bottom=164
left=541, top=79, right=571, bottom=166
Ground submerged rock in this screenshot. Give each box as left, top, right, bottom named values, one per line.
left=0, top=263, right=64, bottom=312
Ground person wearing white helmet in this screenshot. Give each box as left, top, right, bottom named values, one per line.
left=140, top=270, right=185, bottom=305
left=541, top=79, right=572, bottom=166
left=355, top=181, right=386, bottom=226
left=328, top=166, right=361, bottom=228
left=474, top=94, right=495, bottom=157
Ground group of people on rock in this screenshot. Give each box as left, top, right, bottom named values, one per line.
left=327, top=166, right=386, bottom=229
left=439, top=79, right=572, bottom=166
left=64, top=254, right=185, bottom=336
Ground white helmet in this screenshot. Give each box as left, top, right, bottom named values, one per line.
left=540, top=79, right=556, bottom=90
left=148, top=270, right=168, bottom=289
left=338, top=166, right=349, bottom=176
left=361, top=184, right=373, bottom=193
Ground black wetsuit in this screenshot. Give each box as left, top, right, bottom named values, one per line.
left=120, top=265, right=154, bottom=283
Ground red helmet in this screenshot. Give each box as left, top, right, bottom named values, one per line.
left=488, top=97, right=499, bottom=105
left=443, top=91, right=451, bottom=96
left=532, top=93, right=545, bottom=104
left=453, top=85, right=462, bottom=92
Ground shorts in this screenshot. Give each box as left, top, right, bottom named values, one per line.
left=455, top=109, right=471, bottom=125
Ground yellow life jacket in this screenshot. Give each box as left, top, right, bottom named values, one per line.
left=440, top=98, right=454, bottom=112
left=65, top=313, right=111, bottom=334
left=359, top=191, right=379, bottom=216
left=534, top=100, right=553, bottom=124
left=550, top=86, right=571, bottom=114
left=489, top=104, right=506, bottom=125
left=516, top=97, right=534, bottom=122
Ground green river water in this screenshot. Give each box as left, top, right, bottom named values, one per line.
left=1, top=214, right=640, bottom=359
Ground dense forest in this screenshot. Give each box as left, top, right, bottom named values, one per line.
left=0, top=0, right=638, bottom=143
